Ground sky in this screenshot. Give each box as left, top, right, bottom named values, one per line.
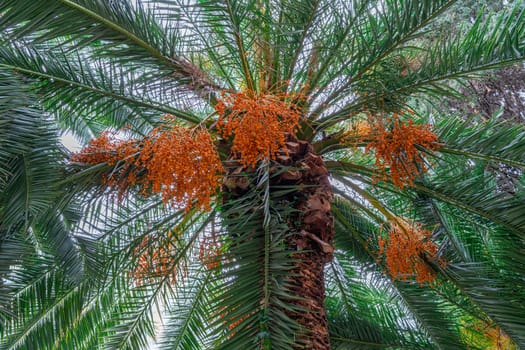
left=60, top=131, right=82, bottom=152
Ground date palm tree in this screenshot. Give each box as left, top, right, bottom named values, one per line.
left=1, top=1, right=525, bottom=349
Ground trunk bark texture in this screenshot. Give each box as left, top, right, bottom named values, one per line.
left=279, top=136, right=334, bottom=350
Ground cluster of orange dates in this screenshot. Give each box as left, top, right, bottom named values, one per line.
left=198, top=233, right=222, bottom=270
left=366, top=115, right=439, bottom=188
left=343, top=113, right=439, bottom=188
left=215, top=91, right=300, bottom=167
left=71, top=93, right=299, bottom=282
left=71, top=118, right=223, bottom=211
left=69, top=131, right=139, bottom=192
left=131, top=232, right=181, bottom=285
left=377, top=218, right=445, bottom=284
left=139, top=122, right=223, bottom=211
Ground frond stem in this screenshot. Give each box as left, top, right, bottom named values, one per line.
left=438, top=146, right=525, bottom=168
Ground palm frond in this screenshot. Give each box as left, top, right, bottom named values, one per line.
left=0, top=261, right=85, bottom=350
left=103, top=214, right=212, bottom=350
left=319, top=2, right=525, bottom=128
left=208, top=165, right=302, bottom=349
left=0, top=0, right=220, bottom=98
left=156, top=269, right=214, bottom=349
left=309, top=0, right=456, bottom=112
left=414, top=173, right=525, bottom=238
left=0, top=42, right=202, bottom=140
left=0, top=68, right=82, bottom=277
left=330, top=197, right=471, bottom=349
left=327, top=259, right=434, bottom=350
left=446, top=262, right=525, bottom=347
left=330, top=163, right=525, bottom=344
left=437, top=115, right=525, bottom=168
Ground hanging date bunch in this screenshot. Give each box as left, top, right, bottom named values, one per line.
left=198, top=233, right=222, bottom=270
left=364, top=114, right=439, bottom=188
left=70, top=116, right=224, bottom=211
left=215, top=91, right=301, bottom=167
left=131, top=229, right=183, bottom=285
left=69, top=131, right=140, bottom=192
left=139, top=120, right=224, bottom=210
left=377, top=218, right=445, bottom=285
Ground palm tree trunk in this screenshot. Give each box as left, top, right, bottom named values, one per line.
left=279, top=137, right=334, bottom=349
left=290, top=248, right=332, bottom=349
left=223, top=135, right=334, bottom=349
